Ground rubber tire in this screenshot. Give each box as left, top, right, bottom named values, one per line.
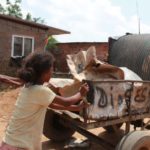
left=116, top=130, right=150, bottom=150
left=43, top=109, right=75, bottom=141
left=103, top=123, right=123, bottom=133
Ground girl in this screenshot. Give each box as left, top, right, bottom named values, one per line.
left=0, top=51, right=89, bottom=150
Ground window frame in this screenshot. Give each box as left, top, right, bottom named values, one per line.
left=11, top=35, right=34, bottom=58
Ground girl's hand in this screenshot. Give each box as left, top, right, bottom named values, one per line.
left=79, top=83, right=89, bottom=97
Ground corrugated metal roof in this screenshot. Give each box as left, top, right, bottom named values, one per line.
left=0, top=14, right=70, bottom=35
left=108, top=34, right=150, bottom=80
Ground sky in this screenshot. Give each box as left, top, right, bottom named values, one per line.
left=1, top=0, right=150, bottom=42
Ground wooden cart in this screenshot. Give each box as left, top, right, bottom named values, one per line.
left=43, top=80, right=150, bottom=150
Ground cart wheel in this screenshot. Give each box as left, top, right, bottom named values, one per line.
left=116, top=130, right=150, bottom=150
left=103, top=123, right=123, bottom=132
left=43, top=109, right=75, bottom=141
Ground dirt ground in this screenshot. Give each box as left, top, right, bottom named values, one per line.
left=0, top=88, right=128, bottom=150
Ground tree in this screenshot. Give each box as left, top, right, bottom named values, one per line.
left=25, top=13, right=32, bottom=21
left=0, top=4, right=6, bottom=14
left=45, top=36, right=60, bottom=54
left=46, top=36, right=58, bottom=49
left=0, top=0, right=45, bottom=23
left=33, top=17, right=45, bottom=24
left=25, top=13, right=45, bottom=23
left=6, top=0, right=22, bottom=18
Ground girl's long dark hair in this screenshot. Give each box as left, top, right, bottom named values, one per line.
left=18, top=51, right=53, bottom=84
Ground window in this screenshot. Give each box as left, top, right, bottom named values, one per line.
left=12, top=35, right=34, bottom=58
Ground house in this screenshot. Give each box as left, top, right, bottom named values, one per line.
left=0, top=14, right=70, bottom=76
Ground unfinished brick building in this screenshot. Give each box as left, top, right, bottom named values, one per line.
left=55, top=42, right=108, bottom=73
left=0, top=14, right=109, bottom=76
left=0, top=14, right=69, bottom=76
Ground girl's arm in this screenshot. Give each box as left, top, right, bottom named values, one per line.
left=51, top=92, right=82, bottom=107
left=49, top=83, right=89, bottom=107
left=49, top=101, right=89, bottom=112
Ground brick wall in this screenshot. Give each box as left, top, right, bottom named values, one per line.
left=0, top=18, right=47, bottom=76
left=53, top=42, right=108, bottom=72
left=0, top=18, right=108, bottom=75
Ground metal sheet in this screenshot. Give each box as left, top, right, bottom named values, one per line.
left=83, top=80, right=150, bottom=120
left=108, top=34, right=150, bottom=80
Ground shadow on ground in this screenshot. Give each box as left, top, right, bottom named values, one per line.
left=42, top=129, right=125, bottom=150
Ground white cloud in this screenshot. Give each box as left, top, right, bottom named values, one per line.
left=20, top=0, right=150, bottom=42
left=1, top=0, right=7, bottom=7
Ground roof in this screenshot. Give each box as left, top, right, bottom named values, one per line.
left=0, top=14, right=70, bottom=35
left=57, top=42, right=108, bottom=44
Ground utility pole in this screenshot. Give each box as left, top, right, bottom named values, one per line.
left=136, top=0, right=141, bottom=34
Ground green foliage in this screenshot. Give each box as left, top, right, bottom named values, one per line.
left=0, top=0, right=45, bottom=23
left=46, top=36, right=58, bottom=50
left=25, top=13, right=45, bottom=23
left=0, top=4, right=6, bottom=14
left=25, top=13, right=32, bottom=21
left=32, top=17, right=45, bottom=24
left=45, top=36, right=60, bottom=55
left=6, top=0, right=22, bottom=18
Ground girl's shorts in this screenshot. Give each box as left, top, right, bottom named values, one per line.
left=0, top=142, right=25, bottom=150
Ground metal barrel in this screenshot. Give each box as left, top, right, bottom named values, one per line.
left=108, top=34, right=150, bottom=80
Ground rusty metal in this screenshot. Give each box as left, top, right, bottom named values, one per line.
left=55, top=110, right=150, bottom=149
left=124, top=81, right=133, bottom=134
left=85, top=80, right=150, bottom=83
left=83, top=80, right=150, bottom=120
left=50, top=80, right=150, bottom=148
left=57, top=111, right=115, bottom=150
left=51, top=109, right=150, bottom=130
left=69, top=112, right=150, bottom=130
left=125, top=122, right=130, bottom=134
